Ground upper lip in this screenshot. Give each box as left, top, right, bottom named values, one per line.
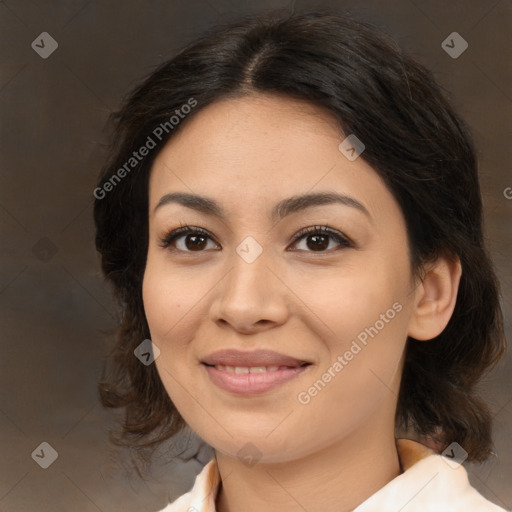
left=201, top=349, right=310, bottom=368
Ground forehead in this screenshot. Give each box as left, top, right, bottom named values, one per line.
left=148, top=94, right=401, bottom=227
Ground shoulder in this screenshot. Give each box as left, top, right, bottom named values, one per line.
left=409, top=454, right=508, bottom=511
left=355, top=440, right=508, bottom=511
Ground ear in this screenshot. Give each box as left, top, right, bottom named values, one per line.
left=407, top=256, right=462, bottom=341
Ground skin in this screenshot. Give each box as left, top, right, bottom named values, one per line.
left=142, top=94, right=461, bottom=512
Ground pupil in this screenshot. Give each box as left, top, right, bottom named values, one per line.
left=187, top=235, right=207, bottom=251
left=308, top=234, right=328, bottom=251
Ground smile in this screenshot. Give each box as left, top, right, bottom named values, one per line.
left=213, top=364, right=286, bottom=373
left=202, top=362, right=311, bottom=394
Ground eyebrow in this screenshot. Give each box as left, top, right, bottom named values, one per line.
left=154, top=191, right=371, bottom=222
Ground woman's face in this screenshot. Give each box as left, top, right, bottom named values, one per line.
left=143, top=94, right=419, bottom=463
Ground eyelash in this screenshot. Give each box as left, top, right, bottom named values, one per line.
left=158, top=223, right=353, bottom=254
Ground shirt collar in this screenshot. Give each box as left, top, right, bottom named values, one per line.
left=175, top=438, right=502, bottom=512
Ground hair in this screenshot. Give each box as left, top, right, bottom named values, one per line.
left=93, top=9, right=506, bottom=465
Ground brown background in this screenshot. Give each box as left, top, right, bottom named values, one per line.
left=0, top=1, right=511, bottom=511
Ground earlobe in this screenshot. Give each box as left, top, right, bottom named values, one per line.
left=407, top=256, right=462, bottom=341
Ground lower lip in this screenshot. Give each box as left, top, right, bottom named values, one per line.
left=202, top=364, right=310, bottom=395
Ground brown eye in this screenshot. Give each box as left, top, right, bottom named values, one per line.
left=159, top=226, right=219, bottom=252
left=181, top=233, right=208, bottom=251
left=305, top=233, right=330, bottom=251
left=290, top=226, right=352, bottom=252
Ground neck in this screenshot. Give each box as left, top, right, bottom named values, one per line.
left=214, top=418, right=401, bottom=512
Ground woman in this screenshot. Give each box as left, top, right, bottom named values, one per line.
left=94, top=10, right=508, bottom=512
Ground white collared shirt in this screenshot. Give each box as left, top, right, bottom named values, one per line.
left=157, top=439, right=508, bottom=511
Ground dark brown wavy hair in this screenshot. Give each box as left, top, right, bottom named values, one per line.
left=93, top=9, right=506, bottom=464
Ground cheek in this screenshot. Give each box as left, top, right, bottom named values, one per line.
left=142, top=255, right=204, bottom=341
left=142, top=261, right=200, bottom=413
left=288, top=257, right=406, bottom=346
left=289, top=254, right=411, bottom=414
left=142, top=268, right=173, bottom=338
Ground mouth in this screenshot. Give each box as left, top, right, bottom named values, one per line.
left=201, top=348, right=311, bottom=368
left=200, top=349, right=312, bottom=395
left=203, top=362, right=310, bottom=373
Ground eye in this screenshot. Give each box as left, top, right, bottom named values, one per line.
left=159, top=224, right=219, bottom=252
left=289, top=225, right=352, bottom=252
left=159, top=224, right=352, bottom=254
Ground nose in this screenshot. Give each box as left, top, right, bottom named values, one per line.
left=209, top=249, right=289, bottom=334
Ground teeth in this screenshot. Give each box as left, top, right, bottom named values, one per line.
left=214, top=365, right=282, bottom=373
left=249, top=366, right=268, bottom=373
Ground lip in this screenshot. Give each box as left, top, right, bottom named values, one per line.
left=203, top=364, right=311, bottom=395
left=201, top=349, right=312, bottom=395
left=201, top=349, right=310, bottom=367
